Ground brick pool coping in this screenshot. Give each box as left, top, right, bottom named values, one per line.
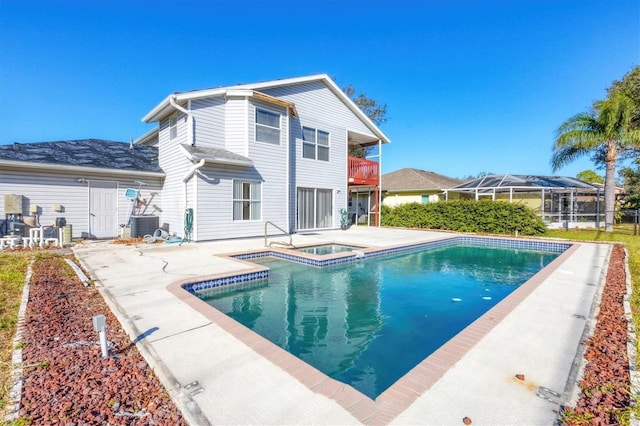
left=167, top=238, right=580, bottom=425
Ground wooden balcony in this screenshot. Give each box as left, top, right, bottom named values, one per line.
left=348, top=157, right=379, bottom=186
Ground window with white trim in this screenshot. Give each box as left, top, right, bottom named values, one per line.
left=255, top=108, right=281, bottom=145
left=302, top=127, right=329, bottom=161
left=169, top=115, right=177, bottom=140
left=233, top=180, right=261, bottom=221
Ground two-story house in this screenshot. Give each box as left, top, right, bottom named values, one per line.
left=0, top=74, right=389, bottom=242
left=139, top=74, right=389, bottom=241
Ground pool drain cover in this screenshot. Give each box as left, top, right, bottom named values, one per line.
left=536, top=386, right=562, bottom=404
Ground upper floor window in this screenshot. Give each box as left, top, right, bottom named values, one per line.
left=255, top=108, right=281, bottom=145
left=233, top=180, right=261, bottom=221
left=169, top=115, right=177, bottom=140
left=302, top=127, right=329, bottom=161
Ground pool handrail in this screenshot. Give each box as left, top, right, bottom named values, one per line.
left=264, top=221, right=293, bottom=248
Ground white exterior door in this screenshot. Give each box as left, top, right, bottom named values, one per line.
left=89, top=181, right=117, bottom=238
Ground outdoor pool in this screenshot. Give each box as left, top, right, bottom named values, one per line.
left=292, top=243, right=364, bottom=255
left=189, top=237, right=567, bottom=399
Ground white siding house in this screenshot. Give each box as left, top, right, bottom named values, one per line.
left=141, top=74, right=390, bottom=242
left=0, top=140, right=164, bottom=240
left=0, top=75, right=389, bottom=244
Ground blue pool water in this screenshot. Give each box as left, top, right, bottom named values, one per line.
left=199, top=243, right=560, bottom=399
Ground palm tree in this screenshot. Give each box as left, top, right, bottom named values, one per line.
left=552, top=90, right=640, bottom=232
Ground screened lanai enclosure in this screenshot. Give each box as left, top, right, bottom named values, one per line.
left=443, top=174, right=604, bottom=228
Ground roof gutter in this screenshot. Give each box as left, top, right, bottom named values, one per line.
left=0, top=159, right=164, bottom=178
left=182, top=159, right=206, bottom=184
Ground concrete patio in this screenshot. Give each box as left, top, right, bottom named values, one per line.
left=72, top=227, right=610, bottom=425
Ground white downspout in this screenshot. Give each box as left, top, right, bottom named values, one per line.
left=182, top=159, right=205, bottom=240
left=285, top=108, right=290, bottom=233
left=170, top=95, right=194, bottom=146
left=182, top=159, right=206, bottom=204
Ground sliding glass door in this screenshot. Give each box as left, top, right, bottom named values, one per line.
left=297, top=187, right=333, bottom=230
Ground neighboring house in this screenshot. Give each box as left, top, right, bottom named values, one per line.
left=443, top=174, right=605, bottom=228
left=138, top=74, right=389, bottom=241
left=381, top=168, right=463, bottom=207
left=0, top=140, right=163, bottom=239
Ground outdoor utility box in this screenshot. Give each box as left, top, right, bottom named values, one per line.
left=29, top=204, right=38, bottom=214
left=130, top=215, right=159, bottom=238
left=4, top=194, right=23, bottom=214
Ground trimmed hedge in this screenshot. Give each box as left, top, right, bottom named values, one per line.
left=380, top=200, right=547, bottom=236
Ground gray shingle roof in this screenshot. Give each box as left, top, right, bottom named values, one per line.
left=382, top=168, right=463, bottom=191
left=0, top=139, right=162, bottom=173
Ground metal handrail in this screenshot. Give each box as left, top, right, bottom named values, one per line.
left=264, top=221, right=293, bottom=247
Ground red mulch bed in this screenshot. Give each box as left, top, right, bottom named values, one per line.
left=17, top=256, right=187, bottom=425
left=561, top=243, right=632, bottom=425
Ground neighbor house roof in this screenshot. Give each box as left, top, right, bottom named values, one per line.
left=141, top=74, right=390, bottom=144
left=382, top=168, right=464, bottom=191
left=449, top=174, right=597, bottom=191
left=0, top=139, right=163, bottom=175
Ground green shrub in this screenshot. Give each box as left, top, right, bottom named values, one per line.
left=380, top=200, right=547, bottom=236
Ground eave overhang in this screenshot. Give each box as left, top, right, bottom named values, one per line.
left=0, top=159, right=165, bottom=178
left=141, top=74, right=388, bottom=144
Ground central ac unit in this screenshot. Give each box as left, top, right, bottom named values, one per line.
left=130, top=215, right=159, bottom=238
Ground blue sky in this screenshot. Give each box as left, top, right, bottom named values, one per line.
left=1, top=0, right=638, bottom=179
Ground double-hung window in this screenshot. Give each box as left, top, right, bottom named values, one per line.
left=255, top=108, right=281, bottom=145
left=302, top=127, right=329, bottom=161
left=233, top=180, right=261, bottom=221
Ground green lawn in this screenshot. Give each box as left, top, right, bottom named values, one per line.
left=0, top=252, right=30, bottom=420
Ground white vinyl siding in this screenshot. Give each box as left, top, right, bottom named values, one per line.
left=192, top=97, right=225, bottom=149
left=255, top=108, right=281, bottom=145
left=233, top=180, right=261, bottom=221
left=0, top=169, right=162, bottom=239
left=261, top=81, right=375, bottom=138
left=224, top=97, right=248, bottom=155
left=195, top=164, right=286, bottom=240
left=158, top=113, right=193, bottom=236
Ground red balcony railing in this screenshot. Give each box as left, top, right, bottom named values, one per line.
left=348, top=157, right=379, bottom=186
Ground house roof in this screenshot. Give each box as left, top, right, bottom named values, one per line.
left=133, top=127, right=159, bottom=146
left=382, top=168, right=464, bottom=191
left=180, top=144, right=253, bottom=167
left=0, top=139, right=163, bottom=174
left=449, top=174, right=598, bottom=191
left=141, top=74, right=390, bottom=144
